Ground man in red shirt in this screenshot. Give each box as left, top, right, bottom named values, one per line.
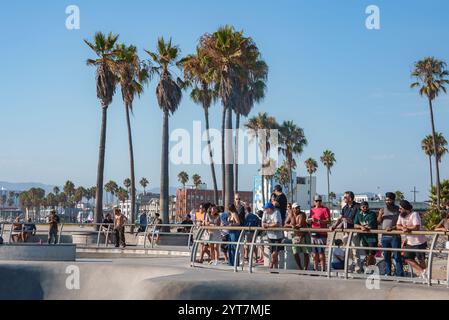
left=308, top=195, right=331, bottom=271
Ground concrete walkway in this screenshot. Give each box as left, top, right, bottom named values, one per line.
left=1, top=256, right=449, bottom=300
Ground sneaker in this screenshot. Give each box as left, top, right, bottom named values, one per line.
left=213, top=260, right=219, bottom=266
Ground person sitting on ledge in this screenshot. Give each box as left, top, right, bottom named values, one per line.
left=148, top=213, right=162, bottom=246
left=22, top=218, right=37, bottom=243
left=11, top=216, right=23, bottom=243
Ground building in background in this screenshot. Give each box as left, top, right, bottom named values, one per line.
left=253, top=174, right=317, bottom=211
left=176, top=187, right=253, bottom=218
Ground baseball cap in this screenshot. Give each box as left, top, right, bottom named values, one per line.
left=314, top=195, right=322, bottom=201
left=292, top=203, right=300, bottom=209
left=263, top=202, right=275, bottom=210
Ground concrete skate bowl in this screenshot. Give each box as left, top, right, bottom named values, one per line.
left=1, top=261, right=449, bottom=300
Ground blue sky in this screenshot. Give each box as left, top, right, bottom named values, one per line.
left=1, top=0, right=449, bottom=201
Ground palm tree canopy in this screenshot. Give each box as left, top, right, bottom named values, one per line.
left=305, top=158, right=319, bottom=175
left=140, top=178, right=149, bottom=188
left=320, top=150, right=336, bottom=172
left=123, top=178, right=131, bottom=189
left=192, top=174, right=202, bottom=188
left=85, top=32, right=120, bottom=106
left=411, top=57, right=449, bottom=100
left=145, top=37, right=182, bottom=115
left=200, top=25, right=264, bottom=111
left=279, top=120, right=308, bottom=160
left=422, top=133, right=448, bottom=160
left=245, top=112, right=279, bottom=149
left=177, top=171, right=189, bottom=186
left=115, top=43, right=150, bottom=111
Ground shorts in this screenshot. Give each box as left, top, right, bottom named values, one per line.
left=292, top=235, right=311, bottom=254
left=268, top=238, right=284, bottom=253
left=311, top=236, right=327, bottom=254
left=221, top=234, right=230, bottom=252
left=244, top=231, right=256, bottom=243
left=404, top=242, right=427, bottom=261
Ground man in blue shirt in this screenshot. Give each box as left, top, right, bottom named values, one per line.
left=243, top=206, right=261, bottom=261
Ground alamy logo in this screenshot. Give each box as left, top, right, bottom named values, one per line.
left=170, top=122, right=279, bottom=175
left=65, top=265, right=80, bottom=290
left=365, top=5, right=380, bottom=30
left=365, top=265, right=380, bottom=290
left=66, top=5, right=80, bottom=30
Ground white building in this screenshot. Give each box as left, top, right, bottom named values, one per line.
left=295, top=176, right=317, bottom=209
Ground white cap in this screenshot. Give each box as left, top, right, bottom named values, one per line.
left=292, top=203, right=300, bottom=209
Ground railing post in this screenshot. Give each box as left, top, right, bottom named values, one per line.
left=343, top=231, right=353, bottom=280
left=248, top=228, right=259, bottom=274
left=191, top=227, right=205, bottom=267
left=187, top=225, right=196, bottom=251
left=143, top=224, right=150, bottom=249
left=427, top=233, right=439, bottom=286
left=150, top=225, right=156, bottom=249
left=234, top=227, right=244, bottom=273
left=104, top=224, right=111, bottom=247
left=96, top=223, right=102, bottom=247
left=8, top=223, right=13, bottom=243
left=327, top=230, right=337, bottom=278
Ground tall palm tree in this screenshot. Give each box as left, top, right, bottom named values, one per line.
left=85, top=32, right=120, bottom=224
left=145, top=37, right=183, bottom=224
left=115, top=43, right=149, bottom=224
left=411, top=57, right=449, bottom=209
left=63, top=180, right=75, bottom=208
left=279, top=121, right=308, bottom=203
left=200, top=25, right=263, bottom=209
left=116, top=187, right=129, bottom=208
left=422, top=135, right=435, bottom=189
left=305, top=158, right=318, bottom=208
left=320, top=150, right=336, bottom=206
left=179, top=49, right=219, bottom=204
left=140, top=178, right=149, bottom=195
left=274, top=163, right=290, bottom=192
left=245, top=112, right=279, bottom=205
left=435, top=132, right=448, bottom=163
left=177, top=171, right=189, bottom=189
left=233, top=55, right=268, bottom=196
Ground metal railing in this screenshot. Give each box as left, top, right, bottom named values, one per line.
left=0, top=222, right=196, bottom=249
left=190, top=225, right=449, bottom=287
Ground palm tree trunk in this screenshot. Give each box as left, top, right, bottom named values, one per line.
left=221, top=106, right=226, bottom=206
left=327, top=168, right=330, bottom=207
left=125, top=105, right=136, bottom=228
left=429, top=98, right=441, bottom=208
left=289, top=159, right=294, bottom=203
left=224, top=106, right=234, bottom=210
left=309, top=173, right=313, bottom=209
left=428, top=155, right=434, bottom=190
left=95, top=104, right=108, bottom=227
left=234, top=112, right=240, bottom=195
left=205, top=108, right=219, bottom=204
left=160, top=110, right=170, bottom=224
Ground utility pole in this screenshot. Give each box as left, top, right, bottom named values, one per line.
left=411, top=187, right=419, bottom=203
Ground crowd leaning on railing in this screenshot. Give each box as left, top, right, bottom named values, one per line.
left=189, top=185, right=449, bottom=280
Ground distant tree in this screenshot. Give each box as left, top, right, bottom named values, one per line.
left=140, top=178, right=149, bottom=195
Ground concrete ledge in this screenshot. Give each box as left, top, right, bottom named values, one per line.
left=0, top=244, right=76, bottom=261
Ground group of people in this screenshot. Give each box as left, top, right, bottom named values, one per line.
left=9, top=209, right=58, bottom=244
left=192, top=185, right=444, bottom=279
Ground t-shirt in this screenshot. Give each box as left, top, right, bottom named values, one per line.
left=354, top=210, right=378, bottom=243
left=24, top=223, right=36, bottom=232
left=48, top=215, right=60, bottom=229
left=380, top=205, right=400, bottom=230
left=262, top=210, right=283, bottom=239
left=275, top=193, right=288, bottom=222
left=220, top=212, right=230, bottom=236
left=237, top=205, right=246, bottom=226
left=244, top=213, right=261, bottom=228
left=340, top=202, right=361, bottom=228
left=310, top=206, right=330, bottom=237
left=397, top=212, right=427, bottom=246
left=332, top=247, right=345, bottom=264
left=139, top=215, right=147, bottom=226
